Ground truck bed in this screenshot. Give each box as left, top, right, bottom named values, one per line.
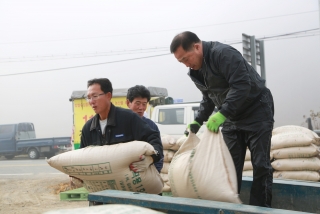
left=16, top=137, right=71, bottom=148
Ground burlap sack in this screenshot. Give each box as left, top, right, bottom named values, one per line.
left=273, top=171, right=320, bottom=182
left=163, top=149, right=175, bottom=162
left=271, top=132, right=314, bottom=150
left=160, top=162, right=170, bottom=174
left=245, top=149, right=251, bottom=161
left=245, top=149, right=273, bottom=162
left=47, top=141, right=163, bottom=194
left=169, top=128, right=241, bottom=204
left=271, top=157, right=320, bottom=171
left=45, top=204, right=164, bottom=214
left=271, top=144, right=320, bottom=159
left=243, top=160, right=253, bottom=171
left=161, top=135, right=180, bottom=151
left=242, top=170, right=253, bottom=177
left=272, top=125, right=320, bottom=146
left=163, top=182, right=171, bottom=192
left=176, top=135, right=188, bottom=147
left=160, top=173, right=168, bottom=182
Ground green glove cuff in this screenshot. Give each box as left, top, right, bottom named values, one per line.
left=187, top=120, right=201, bottom=128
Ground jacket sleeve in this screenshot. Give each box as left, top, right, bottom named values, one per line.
left=131, top=114, right=163, bottom=163
left=213, top=46, right=251, bottom=118
left=195, top=90, right=216, bottom=125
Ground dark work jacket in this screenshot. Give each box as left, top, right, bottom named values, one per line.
left=80, top=104, right=163, bottom=163
left=142, top=116, right=164, bottom=173
left=190, top=41, right=266, bottom=125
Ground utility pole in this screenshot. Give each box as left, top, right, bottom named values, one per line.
left=242, top=33, right=267, bottom=86
left=256, top=40, right=266, bottom=82
left=242, top=34, right=257, bottom=70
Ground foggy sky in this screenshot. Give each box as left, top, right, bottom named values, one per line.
left=0, top=0, right=319, bottom=138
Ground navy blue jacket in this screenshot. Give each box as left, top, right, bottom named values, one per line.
left=142, top=116, right=164, bottom=172
left=80, top=104, right=163, bottom=163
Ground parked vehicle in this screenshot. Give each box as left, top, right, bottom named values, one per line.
left=150, top=102, right=217, bottom=138
left=0, top=122, right=71, bottom=159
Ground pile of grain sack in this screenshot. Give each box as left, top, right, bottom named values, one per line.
left=242, top=125, right=320, bottom=181
left=47, top=141, right=163, bottom=194
left=160, top=135, right=181, bottom=194
left=271, top=126, right=320, bottom=181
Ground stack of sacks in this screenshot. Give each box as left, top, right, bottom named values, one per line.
left=242, top=149, right=253, bottom=177
left=271, top=125, right=320, bottom=182
left=160, top=135, right=182, bottom=193
left=47, top=141, right=163, bottom=194
left=242, top=149, right=274, bottom=177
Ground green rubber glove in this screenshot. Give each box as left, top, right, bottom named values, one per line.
left=185, top=120, right=201, bottom=136
left=206, top=112, right=226, bottom=133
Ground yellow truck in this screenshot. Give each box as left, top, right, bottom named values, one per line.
left=69, top=87, right=172, bottom=150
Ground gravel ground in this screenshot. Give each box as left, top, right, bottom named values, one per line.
left=0, top=174, right=88, bottom=214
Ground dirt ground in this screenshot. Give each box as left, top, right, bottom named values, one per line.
left=0, top=174, right=88, bottom=214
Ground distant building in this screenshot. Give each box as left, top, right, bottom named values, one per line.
left=173, top=98, right=183, bottom=104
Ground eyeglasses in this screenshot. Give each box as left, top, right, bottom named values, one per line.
left=85, top=93, right=105, bottom=102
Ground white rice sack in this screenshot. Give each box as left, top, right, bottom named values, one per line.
left=45, top=204, right=164, bottom=214
left=271, top=132, right=314, bottom=150
left=243, top=161, right=253, bottom=171
left=163, top=149, right=175, bottom=162
left=47, top=141, right=163, bottom=194
left=245, top=149, right=251, bottom=161
left=272, top=125, right=320, bottom=146
left=163, top=182, right=171, bottom=192
left=271, top=157, right=320, bottom=171
left=273, top=171, right=320, bottom=182
left=176, top=135, right=188, bottom=147
left=271, top=144, right=320, bottom=159
left=169, top=128, right=241, bottom=204
left=161, top=135, right=180, bottom=151
left=160, top=162, right=170, bottom=174
left=160, top=173, right=168, bottom=182
left=242, top=170, right=253, bottom=177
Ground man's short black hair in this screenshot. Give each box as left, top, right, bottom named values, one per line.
left=170, top=31, right=201, bottom=53
left=127, top=85, right=151, bottom=102
left=87, top=78, right=113, bottom=94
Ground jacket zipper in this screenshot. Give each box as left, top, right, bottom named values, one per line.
left=203, top=57, right=222, bottom=107
left=203, top=58, right=209, bottom=89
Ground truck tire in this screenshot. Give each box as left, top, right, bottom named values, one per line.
left=5, top=155, right=15, bottom=160
left=28, top=148, right=40, bottom=159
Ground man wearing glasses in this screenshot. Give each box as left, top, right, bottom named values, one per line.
left=80, top=78, right=163, bottom=174
left=126, top=85, right=164, bottom=173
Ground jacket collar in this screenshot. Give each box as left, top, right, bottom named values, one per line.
left=90, top=103, right=116, bottom=131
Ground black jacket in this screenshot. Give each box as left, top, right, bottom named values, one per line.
left=80, top=103, right=163, bottom=163
left=190, top=41, right=266, bottom=124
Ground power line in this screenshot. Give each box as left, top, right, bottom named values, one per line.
left=0, top=10, right=317, bottom=45
left=0, top=49, right=169, bottom=63
left=0, top=53, right=171, bottom=77
left=1, top=28, right=318, bottom=63
left=0, top=29, right=318, bottom=76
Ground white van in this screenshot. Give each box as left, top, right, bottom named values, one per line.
left=150, top=102, right=216, bottom=138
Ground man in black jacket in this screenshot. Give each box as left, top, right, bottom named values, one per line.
left=80, top=78, right=163, bottom=173
left=126, top=85, right=164, bottom=173
left=170, top=31, right=274, bottom=207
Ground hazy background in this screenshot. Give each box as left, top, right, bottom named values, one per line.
left=0, top=0, right=319, bottom=138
